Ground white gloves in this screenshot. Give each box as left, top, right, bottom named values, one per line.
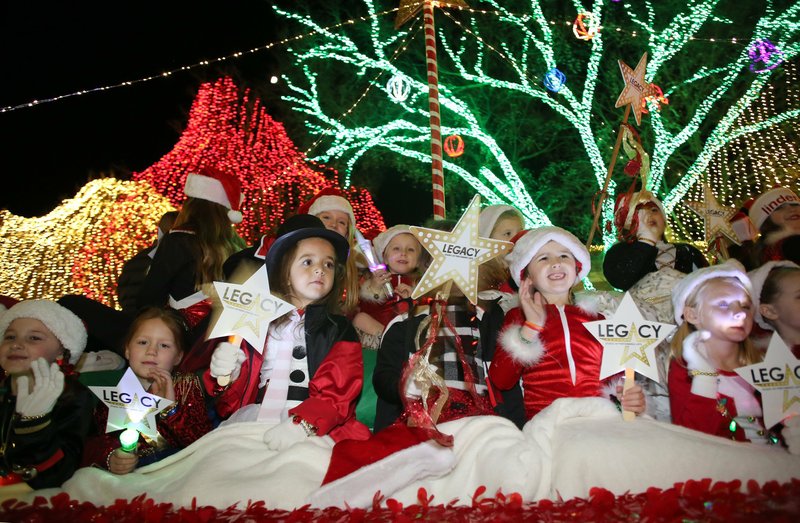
left=784, top=416, right=800, bottom=455
left=210, top=342, right=246, bottom=381
left=15, top=358, right=65, bottom=418
left=682, top=330, right=718, bottom=399
left=263, top=418, right=310, bottom=451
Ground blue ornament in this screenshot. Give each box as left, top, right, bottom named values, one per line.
left=543, top=68, right=566, bottom=93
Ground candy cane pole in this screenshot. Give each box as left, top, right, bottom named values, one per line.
left=423, top=0, right=446, bottom=220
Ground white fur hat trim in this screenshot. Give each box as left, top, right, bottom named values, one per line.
left=506, top=226, right=591, bottom=286
left=478, top=205, right=523, bottom=239
left=671, top=260, right=751, bottom=324
left=308, top=195, right=356, bottom=226
left=0, top=300, right=87, bottom=364
left=372, top=224, right=413, bottom=263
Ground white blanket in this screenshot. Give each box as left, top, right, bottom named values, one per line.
left=27, top=398, right=800, bottom=509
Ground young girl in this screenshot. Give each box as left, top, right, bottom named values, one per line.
left=353, top=225, right=423, bottom=345
left=477, top=205, right=524, bottom=311
left=749, top=186, right=800, bottom=266
left=489, top=227, right=646, bottom=420
left=749, top=261, right=800, bottom=357
left=205, top=214, right=370, bottom=449
left=81, top=307, right=212, bottom=474
left=298, top=187, right=364, bottom=316
left=667, top=262, right=772, bottom=443
left=0, top=300, right=93, bottom=489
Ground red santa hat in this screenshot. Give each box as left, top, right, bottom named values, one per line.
left=298, top=187, right=356, bottom=228
left=184, top=166, right=244, bottom=223
left=672, top=260, right=751, bottom=323
left=613, top=190, right=665, bottom=232
left=748, top=186, right=800, bottom=231
left=748, top=260, right=800, bottom=330
left=478, top=204, right=524, bottom=238
left=506, top=226, right=591, bottom=286
left=0, top=300, right=87, bottom=364
left=372, top=224, right=413, bottom=262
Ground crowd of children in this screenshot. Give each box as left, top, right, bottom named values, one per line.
left=1, top=173, right=799, bottom=497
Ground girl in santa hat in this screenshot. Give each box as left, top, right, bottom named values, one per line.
left=748, top=261, right=800, bottom=357
left=667, top=262, right=782, bottom=446
left=748, top=186, right=800, bottom=266
left=489, top=226, right=647, bottom=421
left=0, top=300, right=93, bottom=491
left=477, top=205, right=525, bottom=312
left=204, top=214, right=370, bottom=450
left=81, top=307, right=213, bottom=475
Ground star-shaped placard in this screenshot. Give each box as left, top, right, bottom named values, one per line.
left=685, top=184, right=740, bottom=245
left=585, top=293, right=676, bottom=382
left=735, top=334, right=800, bottom=429
left=89, top=368, right=173, bottom=439
left=410, top=195, right=512, bottom=304
left=615, top=53, right=652, bottom=126
left=208, top=265, right=295, bottom=353
left=395, top=0, right=470, bottom=29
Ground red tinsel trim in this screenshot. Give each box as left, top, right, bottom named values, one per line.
left=2, top=479, right=799, bottom=521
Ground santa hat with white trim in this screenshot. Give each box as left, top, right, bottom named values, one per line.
left=184, top=166, right=244, bottom=223
left=748, top=260, right=800, bottom=330
left=505, top=226, right=591, bottom=287
left=478, top=204, right=524, bottom=238
left=0, top=300, right=87, bottom=364
left=372, top=224, right=413, bottom=262
left=748, top=186, right=800, bottom=231
left=672, top=260, right=751, bottom=324
left=298, top=187, right=356, bottom=229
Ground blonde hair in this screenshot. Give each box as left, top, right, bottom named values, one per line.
left=670, top=277, right=761, bottom=366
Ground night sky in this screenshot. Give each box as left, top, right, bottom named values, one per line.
left=0, top=1, right=285, bottom=218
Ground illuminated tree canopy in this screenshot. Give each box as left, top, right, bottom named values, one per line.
left=275, top=0, right=800, bottom=247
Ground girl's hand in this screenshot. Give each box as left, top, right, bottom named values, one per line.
left=369, top=269, right=391, bottom=292
left=210, top=342, right=246, bottom=381
left=394, top=282, right=413, bottom=299
left=109, top=448, right=138, bottom=475
left=147, top=367, right=175, bottom=401
left=617, top=382, right=646, bottom=415
left=519, top=278, right=546, bottom=327
left=15, top=358, right=64, bottom=418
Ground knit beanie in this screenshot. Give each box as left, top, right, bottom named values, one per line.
left=0, top=300, right=87, bottom=364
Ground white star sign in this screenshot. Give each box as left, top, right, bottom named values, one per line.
left=585, top=293, right=676, bottom=382
left=410, top=195, right=512, bottom=304
left=89, top=368, right=173, bottom=439
left=735, top=334, right=800, bottom=429
left=208, top=265, right=295, bottom=353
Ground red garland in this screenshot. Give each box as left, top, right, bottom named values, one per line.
left=3, top=479, right=799, bottom=522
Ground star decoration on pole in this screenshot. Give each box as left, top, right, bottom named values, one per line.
left=89, top=368, right=173, bottom=439
left=735, top=334, right=800, bottom=429
left=585, top=293, right=676, bottom=383
left=410, top=195, right=512, bottom=303
left=395, top=0, right=469, bottom=29
left=208, top=265, right=295, bottom=353
left=685, top=184, right=740, bottom=245
left=615, top=53, right=653, bottom=126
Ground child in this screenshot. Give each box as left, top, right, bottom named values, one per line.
left=477, top=205, right=524, bottom=311
left=205, top=214, right=370, bottom=449
left=479, top=205, right=525, bottom=242
left=748, top=261, right=800, bottom=356
left=0, top=300, right=93, bottom=489
left=749, top=186, right=800, bottom=266
left=353, top=225, right=423, bottom=345
left=668, top=262, right=775, bottom=444
left=489, top=227, right=646, bottom=420
left=81, top=307, right=212, bottom=474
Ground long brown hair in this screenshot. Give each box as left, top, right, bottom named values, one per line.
left=172, top=197, right=244, bottom=288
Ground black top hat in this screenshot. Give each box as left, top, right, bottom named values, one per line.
left=265, top=214, right=350, bottom=275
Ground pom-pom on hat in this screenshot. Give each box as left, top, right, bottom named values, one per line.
left=672, top=260, right=751, bottom=324
left=298, top=187, right=356, bottom=230
left=478, top=205, right=524, bottom=238
left=372, top=225, right=413, bottom=262
left=748, top=260, right=800, bottom=330
left=748, top=186, right=800, bottom=231
left=265, top=214, right=350, bottom=276
left=613, top=190, right=665, bottom=232
left=506, top=226, right=590, bottom=287
left=0, top=300, right=87, bottom=364
left=184, top=166, right=244, bottom=223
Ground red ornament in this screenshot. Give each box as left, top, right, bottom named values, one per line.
left=443, top=134, right=464, bottom=158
